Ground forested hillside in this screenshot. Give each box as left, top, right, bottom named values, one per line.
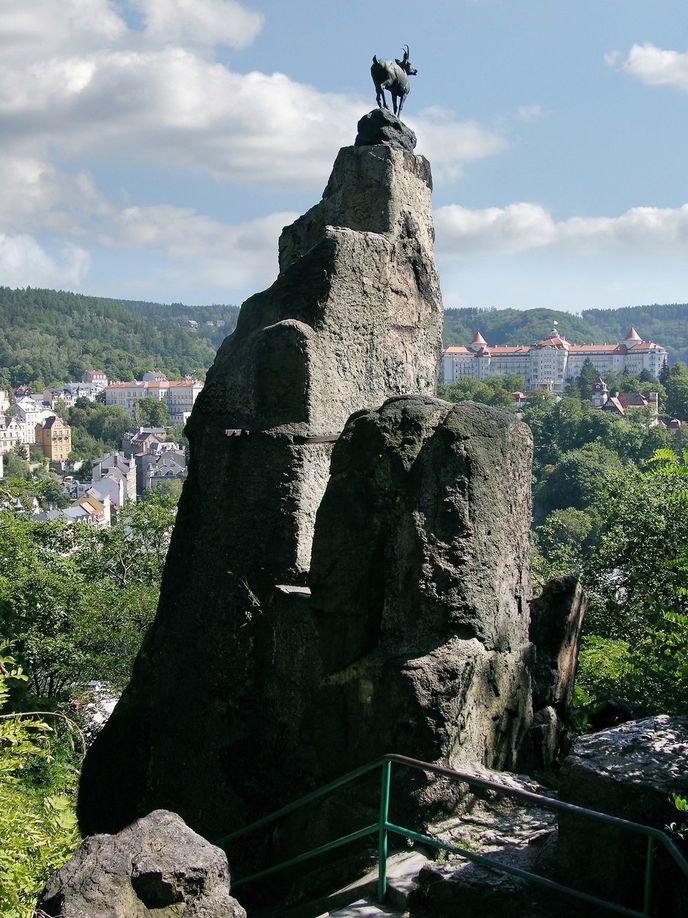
left=1, top=286, right=684, bottom=392
left=0, top=288, right=238, bottom=388
left=444, top=303, right=688, bottom=364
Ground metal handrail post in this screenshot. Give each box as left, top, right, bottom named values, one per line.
left=642, top=837, right=654, bottom=916
left=378, top=759, right=392, bottom=902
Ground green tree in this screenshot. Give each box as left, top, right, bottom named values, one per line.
left=0, top=494, right=175, bottom=705
left=576, top=358, right=599, bottom=399
left=576, top=450, right=688, bottom=713
left=135, top=397, right=169, bottom=427
left=86, top=404, right=131, bottom=445
left=438, top=375, right=518, bottom=411
left=534, top=443, right=625, bottom=521
left=665, top=363, right=688, bottom=420
left=4, top=444, right=31, bottom=480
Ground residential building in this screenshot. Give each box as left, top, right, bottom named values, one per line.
left=105, top=375, right=202, bottom=423
left=139, top=444, right=187, bottom=494
left=92, top=451, right=137, bottom=507
left=441, top=326, right=668, bottom=394
left=13, top=395, right=55, bottom=444
left=82, top=370, right=108, bottom=387
left=592, top=378, right=661, bottom=426
left=43, top=382, right=104, bottom=408
left=0, top=390, right=9, bottom=412
left=0, top=415, right=25, bottom=454
left=35, top=415, right=72, bottom=461
left=122, top=427, right=167, bottom=459
left=35, top=494, right=111, bottom=529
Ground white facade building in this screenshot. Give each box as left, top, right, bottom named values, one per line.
left=13, top=396, right=55, bottom=444
left=441, top=327, right=667, bottom=394
left=105, top=376, right=203, bottom=423
left=82, top=370, right=108, bottom=387
left=92, top=451, right=137, bottom=507
left=0, top=415, right=25, bottom=454
left=43, top=382, right=104, bottom=408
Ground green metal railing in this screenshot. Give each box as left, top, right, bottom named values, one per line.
left=216, top=753, right=688, bottom=916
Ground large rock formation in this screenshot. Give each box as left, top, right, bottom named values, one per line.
left=78, top=117, right=444, bottom=841
left=77, top=117, right=536, bottom=895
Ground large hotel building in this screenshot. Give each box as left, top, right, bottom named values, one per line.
left=440, top=326, right=667, bottom=394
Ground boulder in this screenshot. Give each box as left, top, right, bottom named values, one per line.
left=39, top=810, right=246, bottom=917
left=558, top=715, right=688, bottom=915
left=354, top=108, right=417, bottom=152
left=309, top=396, right=534, bottom=820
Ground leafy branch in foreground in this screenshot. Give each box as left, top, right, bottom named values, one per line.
left=0, top=650, right=82, bottom=917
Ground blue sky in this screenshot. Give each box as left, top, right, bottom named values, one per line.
left=1, top=0, right=686, bottom=312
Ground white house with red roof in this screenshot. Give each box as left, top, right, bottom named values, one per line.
left=441, top=326, right=667, bottom=394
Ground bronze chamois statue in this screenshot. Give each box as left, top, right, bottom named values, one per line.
left=371, top=45, right=417, bottom=117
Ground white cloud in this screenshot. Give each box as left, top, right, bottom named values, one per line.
left=516, top=103, right=543, bottom=123
left=0, top=47, right=356, bottom=186
left=604, top=50, right=622, bottom=68
left=610, top=43, right=688, bottom=93
left=0, top=0, right=126, bottom=61
left=0, top=157, right=109, bottom=234
left=0, top=235, right=90, bottom=288
left=0, top=46, right=504, bottom=190
left=435, top=202, right=688, bottom=257
left=0, top=1, right=508, bottom=298
left=435, top=203, right=556, bottom=254
left=101, top=205, right=299, bottom=291
left=408, top=107, right=506, bottom=180
left=0, top=0, right=263, bottom=59
left=135, top=0, right=264, bottom=50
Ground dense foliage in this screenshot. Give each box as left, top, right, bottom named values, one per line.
left=0, top=493, right=175, bottom=702
left=0, top=485, right=178, bottom=911
left=527, top=392, right=688, bottom=714
left=438, top=373, right=524, bottom=410
left=0, top=652, right=81, bottom=916
left=0, top=287, right=238, bottom=389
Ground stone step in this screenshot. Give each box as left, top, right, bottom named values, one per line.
left=320, top=897, right=407, bottom=917
left=274, top=850, right=428, bottom=918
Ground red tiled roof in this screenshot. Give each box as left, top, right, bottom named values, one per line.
left=537, top=335, right=569, bottom=349
left=604, top=397, right=625, bottom=415
left=617, top=392, right=648, bottom=409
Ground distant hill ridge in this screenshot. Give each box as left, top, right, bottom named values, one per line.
left=0, top=287, right=239, bottom=389
left=443, top=304, right=687, bottom=364
left=0, top=287, right=685, bottom=391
